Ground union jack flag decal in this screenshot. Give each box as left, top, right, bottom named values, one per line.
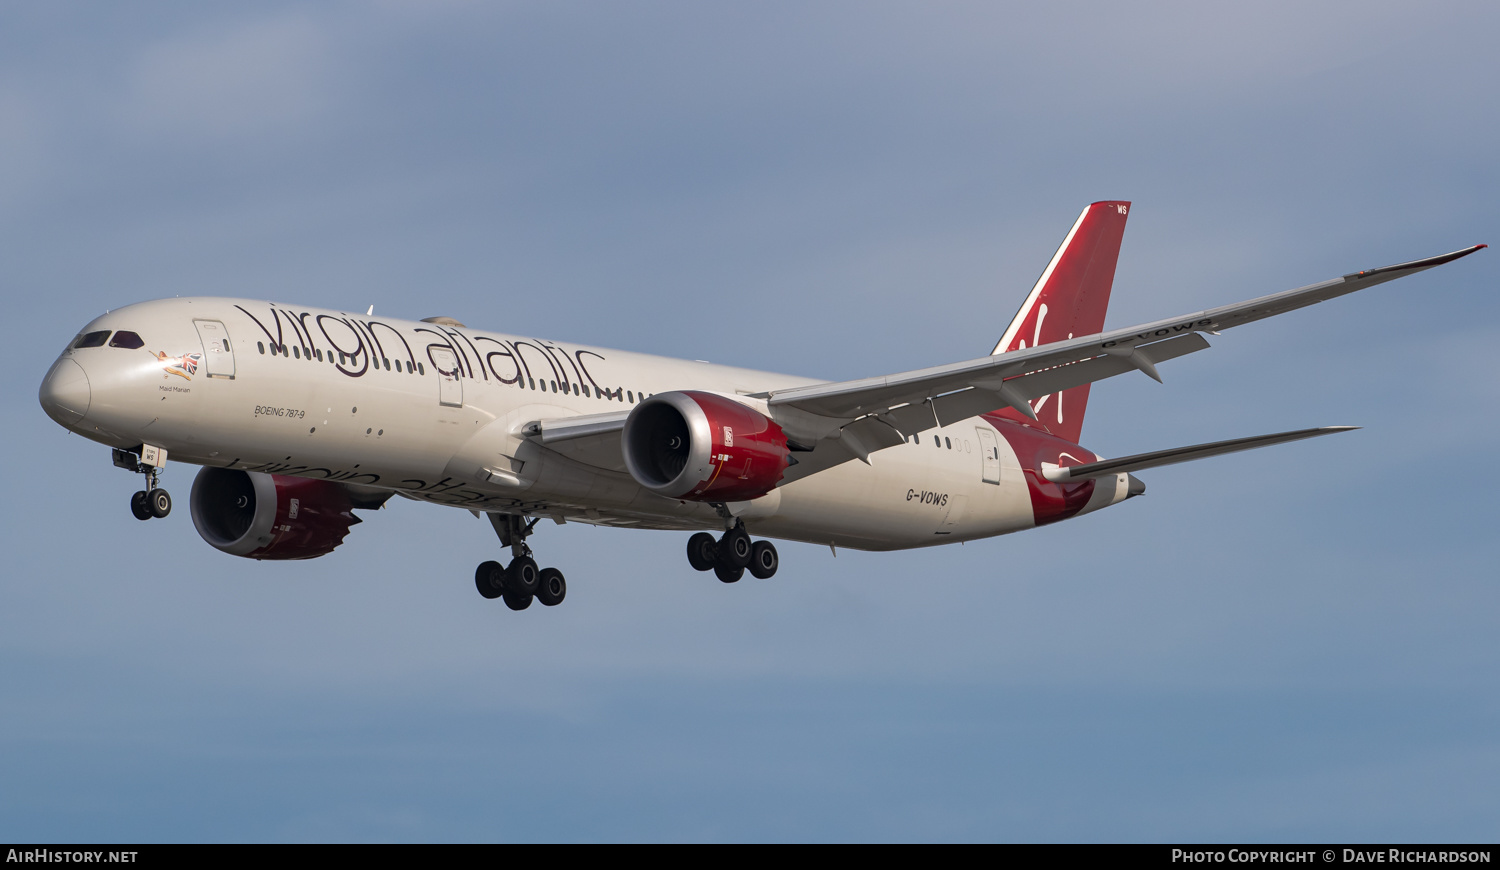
left=180, top=353, right=201, bottom=375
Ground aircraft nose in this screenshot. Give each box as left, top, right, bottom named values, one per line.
left=40, top=357, right=91, bottom=427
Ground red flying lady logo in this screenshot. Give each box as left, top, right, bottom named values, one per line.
left=155, top=350, right=202, bottom=380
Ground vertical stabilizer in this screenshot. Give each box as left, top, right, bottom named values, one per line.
left=990, top=200, right=1130, bottom=444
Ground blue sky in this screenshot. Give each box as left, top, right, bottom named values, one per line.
left=2, top=2, right=1497, bottom=842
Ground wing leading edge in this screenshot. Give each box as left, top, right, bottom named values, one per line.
left=763, top=244, right=1486, bottom=476
left=516, top=244, right=1482, bottom=484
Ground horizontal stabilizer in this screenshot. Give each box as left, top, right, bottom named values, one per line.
left=1040, top=426, right=1359, bottom=483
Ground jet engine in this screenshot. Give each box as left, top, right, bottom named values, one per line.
left=622, top=391, right=791, bottom=502
left=189, top=468, right=387, bottom=560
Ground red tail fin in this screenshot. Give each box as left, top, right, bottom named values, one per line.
left=990, top=200, right=1130, bottom=444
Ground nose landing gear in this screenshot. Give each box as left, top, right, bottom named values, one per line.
left=115, top=447, right=171, bottom=521
left=474, top=513, right=567, bottom=611
left=687, top=520, right=778, bottom=583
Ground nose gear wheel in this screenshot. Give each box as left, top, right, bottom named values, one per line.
left=117, top=448, right=171, bottom=521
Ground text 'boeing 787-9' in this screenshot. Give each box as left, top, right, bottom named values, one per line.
left=38, top=202, right=1485, bottom=610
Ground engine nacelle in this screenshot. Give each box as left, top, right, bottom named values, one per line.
left=190, top=468, right=372, bottom=560
left=622, top=391, right=791, bottom=502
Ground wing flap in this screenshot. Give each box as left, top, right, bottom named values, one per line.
left=522, top=410, right=632, bottom=473
left=766, top=245, right=1484, bottom=446
left=531, top=410, right=631, bottom=444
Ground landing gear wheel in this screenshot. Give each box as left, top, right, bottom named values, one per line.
left=502, top=587, right=534, bottom=611
left=130, top=491, right=152, bottom=521
left=687, top=532, right=718, bottom=571
left=475, top=560, right=504, bottom=600
left=748, top=541, right=779, bottom=579
left=507, top=556, right=540, bottom=596
left=148, top=488, right=172, bottom=519
left=536, top=568, right=567, bottom=606
left=719, top=526, right=752, bottom=569
left=713, top=561, right=744, bottom=584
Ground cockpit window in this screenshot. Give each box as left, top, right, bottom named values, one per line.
left=108, top=331, right=145, bottom=349
left=73, top=331, right=110, bottom=349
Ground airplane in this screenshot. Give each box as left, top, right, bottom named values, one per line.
left=37, top=201, right=1484, bottom=611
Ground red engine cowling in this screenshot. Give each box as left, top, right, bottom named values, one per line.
left=622, top=391, right=791, bottom=502
left=190, top=468, right=371, bottom=560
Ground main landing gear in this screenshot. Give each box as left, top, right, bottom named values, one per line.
left=687, top=520, right=778, bottom=583
left=115, top=448, right=171, bottom=521
left=475, top=513, right=567, bottom=611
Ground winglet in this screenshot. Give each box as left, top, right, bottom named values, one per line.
left=1342, top=244, right=1486, bottom=281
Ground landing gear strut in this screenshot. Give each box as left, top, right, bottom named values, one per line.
left=474, top=513, right=567, bottom=610
left=115, top=447, right=170, bottom=521
left=687, top=518, right=778, bottom=583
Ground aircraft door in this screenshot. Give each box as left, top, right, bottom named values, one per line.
left=976, top=426, right=1001, bottom=484
left=431, top=347, right=463, bottom=407
left=193, top=320, right=236, bottom=379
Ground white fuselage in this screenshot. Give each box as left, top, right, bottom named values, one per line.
left=42, top=297, right=1130, bottom=551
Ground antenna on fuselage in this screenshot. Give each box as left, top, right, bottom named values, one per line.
left=367, top=305, right=374, bottom=316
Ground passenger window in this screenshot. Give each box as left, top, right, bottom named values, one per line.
left=383, top=358, right=390, bottom=371
left=582, top=385, right=590, bottom=397
left=257, top=341, right=266, bottom=354
left=418, top=363, right=425, bottom=375
left=550, top=380, right=557, bottom=392
left=406, top=360, right=413, bottom=373
left=945, top=437, right=951, bottom=449
left=913, top=434, right=920, bottom=444
left=72, top=331, right=111, bottom=349
left=109, top=331, right=144, bottom=349
left=315, top=349, right=323, bottom=362
left=293, top=346, right=300, bottom=359
left=527, top=377, right=534, bottom=389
